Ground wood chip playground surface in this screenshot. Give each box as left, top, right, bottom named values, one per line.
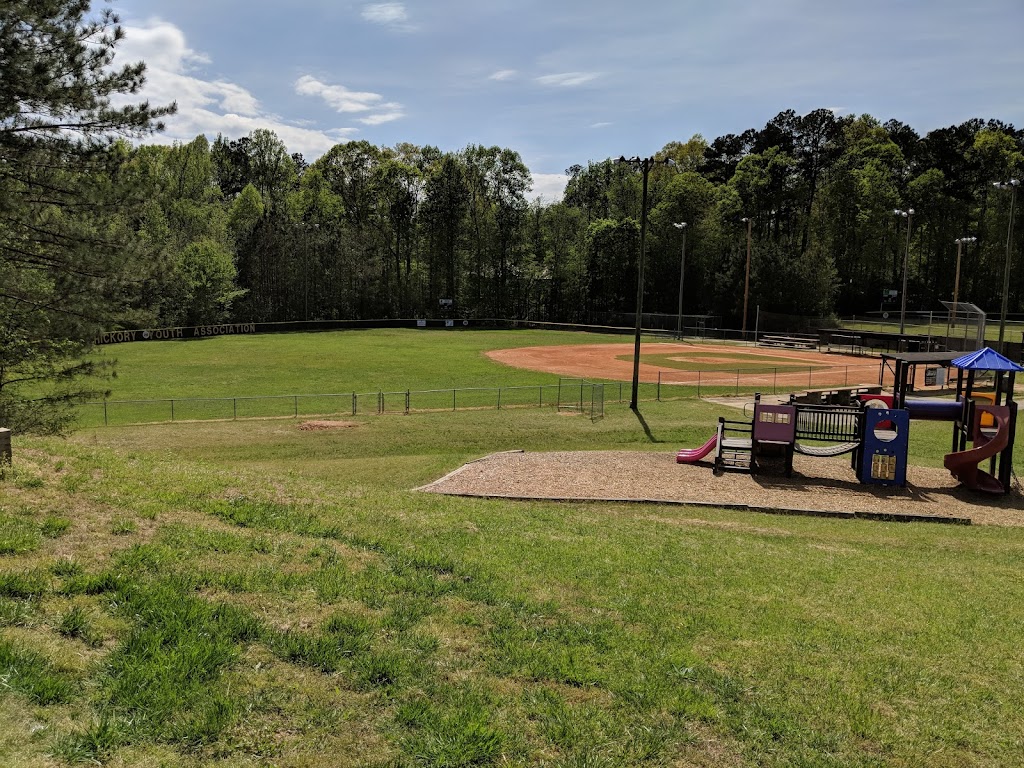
left=419, top=450, right=1024, bottom=527
left=420, top=341, right=1023, bottom=525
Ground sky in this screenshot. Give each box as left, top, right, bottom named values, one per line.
left=110, top=0, right=1024, bottom=201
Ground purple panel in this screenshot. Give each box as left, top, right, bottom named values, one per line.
left=752, top=404, right=797, bottom=443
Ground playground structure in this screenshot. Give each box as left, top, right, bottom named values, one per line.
left=678, top=347, right=1021, bottom=495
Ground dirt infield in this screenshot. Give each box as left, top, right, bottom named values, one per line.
left=487, top=341, right=881, bottom=391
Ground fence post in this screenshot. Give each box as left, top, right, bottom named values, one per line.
left=579, top=381, right=583, bottom=411
left=233, top=398, right=237, bottom=420
left=294, top=396, right=298, bottom=418
left=657, top=371, right=661, bottom=402
left=405, top=390, right=410, bottom=415
left=378, top=391, right=383, bottom=415
left=539, top=385, right=543, bottom=407
left=453, top=389, right=456, bottom=411
left=808, top=366, right=812, bottom=388
left=352, top=392, right=357, bottom=416
left=171, top=399, right=175, bottom=421
left=497, top=388, right=502, bottom=410
left=697, top=370, right=701, bottom=398
left=103, top=400, right=108, bottom=426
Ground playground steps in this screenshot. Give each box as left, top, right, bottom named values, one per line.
left=715, top=418, right=754, bottom=473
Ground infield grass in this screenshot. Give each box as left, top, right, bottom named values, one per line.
left=2, top=329, right=1024, bottom=767
left=634, top=350, right=832, bottom=373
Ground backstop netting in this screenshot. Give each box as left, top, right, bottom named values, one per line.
left=939, top=302, right=986, bottom=352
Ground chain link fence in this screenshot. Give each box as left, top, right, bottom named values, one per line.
left=78, top=359, right=886, bottom=428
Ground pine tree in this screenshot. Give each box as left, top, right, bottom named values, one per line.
left=0, top=1, right=174, bottom=432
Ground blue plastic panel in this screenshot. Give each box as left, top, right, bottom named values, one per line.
left=859, top=409, right=910, bottom=487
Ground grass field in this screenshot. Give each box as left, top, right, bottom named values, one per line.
left=88, top=329, right=633, bottom=401
left=79, top=330, right=877, bottom=428
left=2, top=329, right=1024, bottom=767
left=839, top=318, right=1024, bottom=346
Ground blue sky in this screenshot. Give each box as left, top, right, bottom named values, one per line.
left=112, top=0, right=1024, bottom=200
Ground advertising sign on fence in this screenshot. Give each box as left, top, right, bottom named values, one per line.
left=97, top=324, right=257, bottom=344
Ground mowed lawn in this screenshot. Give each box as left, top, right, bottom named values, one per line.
left=89, top=328, right=635, bottom=400
left=2, top=330, right=1024, bottom=767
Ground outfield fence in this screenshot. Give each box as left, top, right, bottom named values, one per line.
left=78, top=362, right=886, bottom=428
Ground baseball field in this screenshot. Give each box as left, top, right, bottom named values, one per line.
left=1, top=328, right=1022, bottom=767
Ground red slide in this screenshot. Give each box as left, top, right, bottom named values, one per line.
left=676, top=435, right=718, bottom=464
left=943, top=406, right=1010, bottom=494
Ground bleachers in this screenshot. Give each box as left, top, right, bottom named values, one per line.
left=757, top=333, right=818, bottom=350
left=791, top=385, right=881, bottom=407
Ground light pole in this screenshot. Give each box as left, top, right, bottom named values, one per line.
left=951, top=236, right=976, bottom=329
left=617, top=155, right=673, bottom=410
left=673, top=221, right=687, bottom=340
left=740, top=217, right=752, bottom=339
left=993, top=179, right=1019, bottom=353
left=893, top=208, right=914, bottom=336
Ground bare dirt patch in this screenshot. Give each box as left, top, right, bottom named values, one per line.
left=419, top=450, right=1024, bottom=527
left=297, top=420, right=359, bottom=431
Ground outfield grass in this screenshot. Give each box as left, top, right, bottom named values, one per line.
left=2, top=330, right=1024, bottom=767
left=82, top=330, right=875, bottom=428
left=91, top=329, right=635, bottom=401
left=839, top=318, right=1024, bottom=346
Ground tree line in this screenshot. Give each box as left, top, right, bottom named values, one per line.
left=2, top=1, right=1022, bottom=432
left=137, top=113, right=1023, bottom=331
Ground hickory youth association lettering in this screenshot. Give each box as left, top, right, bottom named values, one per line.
left=97, top=324, right=257, bottom=344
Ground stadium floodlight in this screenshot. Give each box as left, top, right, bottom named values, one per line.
left=673, top=222, right=688, bottom=340
left=894, top=208, right=914, bottom=337
left=740, top=217, right=752, bottom=338
left=951, top=236, right=977, bottom=327
left=993, top=180, right=1019, bottom=353
left=617, top=155, right=674, bottom=409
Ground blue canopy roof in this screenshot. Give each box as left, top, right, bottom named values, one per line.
left=951, top=347, right=1024, bottom=372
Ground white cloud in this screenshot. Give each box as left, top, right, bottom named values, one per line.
left=535, top=72, right=599, bottom=87
left=362, top=3, right=409, bottom=26
left=358, top=105, right=405, bottom=125
left=295, top=76, right=405, bottom=126
left=590, top=121, right=612, bottom=129
left=116, top=19, right=209, bottom=72
left=118, top=21, right=351, bottom=159
left=295, top=75, right=382, bottom=114
left=529, top=173, right=568, bottom=202
left=211, top=81, right=261, bottom=116
left=489, top=69, right=518, bottom=81
left=178, top=110, right=356, bottom=157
